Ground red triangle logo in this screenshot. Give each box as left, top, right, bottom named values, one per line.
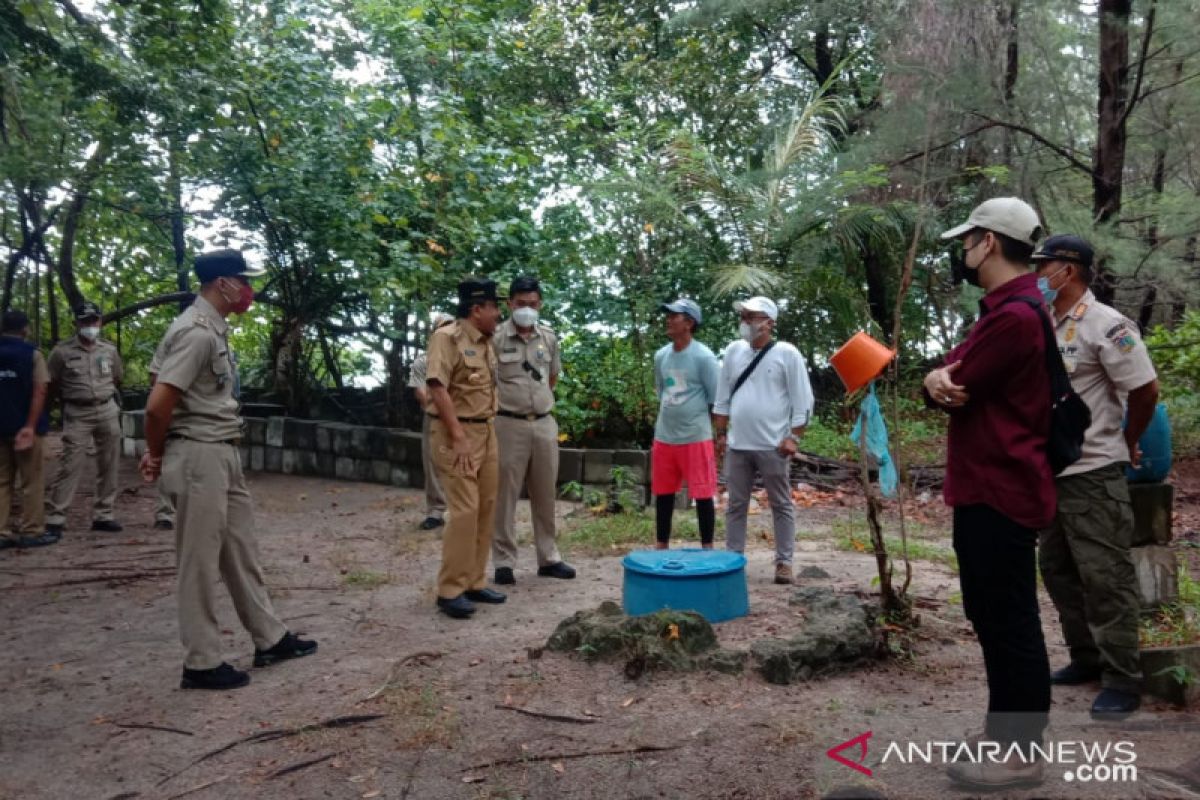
left=826, top=731, right=873, bottom=777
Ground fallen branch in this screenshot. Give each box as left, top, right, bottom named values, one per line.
left=494, top=704, right=599, bottom=725
left=266, top=752, right=335, bottom=780
left=467, top=743, right=681, bottom=771
left=163, top=775, right=229, bottom=800
left=157, top=714, right=384, bottom=786
left=113, top=722, right=194, bottom=737
left=400, top=651, right=444, bottom=665
left=1, top=571, right=173, bottom=590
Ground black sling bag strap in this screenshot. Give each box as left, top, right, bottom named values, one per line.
left=729, top=340, right=776, bottom=401
left=1000, top=295, right=1092, bottom=475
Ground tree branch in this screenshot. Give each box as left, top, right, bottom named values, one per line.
left=889, top=122, right=998, bottom=167
left=967, top=113, right=1094, bottom=176
left=102, top=292, right=194, bottom=325
left=1118, top=0, right=1156, bottom=131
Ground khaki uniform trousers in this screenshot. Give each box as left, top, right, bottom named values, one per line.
left=491, top=414, right=561, bottom=569
left=420, top=414, right=447, bottom=520
left=161, top=438, right=287, bottom=670
left=1039, top=462, right=1141, bottom=693
left=432, top=419, right=498, bottom=598
left=155, top=480, right=175, bottom=525
left=45, top=402, right=122, bottom=526
left=1, top=436, right=46, bottom=538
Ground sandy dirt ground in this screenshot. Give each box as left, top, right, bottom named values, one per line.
left=2, top=439, right=1199, bottom=800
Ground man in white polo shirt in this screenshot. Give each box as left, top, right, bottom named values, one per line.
left=713, top=297, right=813, bottom=584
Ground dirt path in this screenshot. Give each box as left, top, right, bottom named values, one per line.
left=2, top=444, right=1198, bottom=800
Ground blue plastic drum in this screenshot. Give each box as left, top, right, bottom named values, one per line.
left=1127, top=403, right=1172, bottom=483
left=622, top=549, right=749, bottom=623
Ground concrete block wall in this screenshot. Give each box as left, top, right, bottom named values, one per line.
left=120, top=411, right=653, bottom=505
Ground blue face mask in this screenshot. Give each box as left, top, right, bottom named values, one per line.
left=1037, top=265, right=1070, bottom=306
left=1037, top=276, right=1057, bottom=306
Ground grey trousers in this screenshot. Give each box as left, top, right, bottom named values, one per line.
left=421, top=414, right=447, bottom=520
left=724, top=448, right=795, bottom=564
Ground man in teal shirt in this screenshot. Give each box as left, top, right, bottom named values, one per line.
left=652, top=299, right=719, bottom=549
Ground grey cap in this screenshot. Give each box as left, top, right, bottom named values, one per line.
left=940, top=197, right=1043, bottom=247
left=660, top=298, right=702, bottom=326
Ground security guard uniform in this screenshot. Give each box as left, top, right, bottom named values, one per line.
left=426, top=316, right=499, bottom=600
left=1039, top=287, right=1156, bottom=694
left=45, top=322, right=124, bottom=529
left=407, top=350, right=447, bottom=525
left=0, top=329, right=50, bottom=545
left=491, top=316, right=564, bottom=571
left=156, top=294, right=288, bottom=670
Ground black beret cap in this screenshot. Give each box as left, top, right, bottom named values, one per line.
left=457, top=276, right=500, bottom=306
left=194, top=249, right=267, bottom=283
left=74, top=301, right=102, bottom=320
left=1031, top=234, right=1094, bottom=269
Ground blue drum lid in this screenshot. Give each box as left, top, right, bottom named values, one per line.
left=622, top=548, right=746, bottom=577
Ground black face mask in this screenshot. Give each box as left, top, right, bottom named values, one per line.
left=950, top=244, right=982, bottom=287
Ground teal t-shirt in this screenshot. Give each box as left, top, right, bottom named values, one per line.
left=653, top=340, right=719, bottom=444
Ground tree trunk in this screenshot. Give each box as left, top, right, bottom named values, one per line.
left=999, top=0, right=1020, bottom=164
left=861, top=242, right=891, bottom=341
left=55, top=138, right=113, bottom=310
left=46, top=256, right=58, bottom=343
left=167, top=132, right=190, bottom=307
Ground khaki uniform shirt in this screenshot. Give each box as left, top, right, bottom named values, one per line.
left=48, top=336, right=122, bottom=405
left=407, top=352, right=436, bottom=415
left=1054, top=289, right=1157, bottom=477
left=495, top=318, right=560, bottom=416
left=425, top=319, right=497, bottom=419
left=155, top=296, right=242, bottom=442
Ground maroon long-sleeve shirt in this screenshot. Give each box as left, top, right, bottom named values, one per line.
left=934, top=273, right=1056, bottom=529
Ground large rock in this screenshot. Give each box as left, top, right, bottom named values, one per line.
left=1141, top=645, right=1200, bottom=707
left=546, top=601, right=742, bottom=676
left=750, top=587, right=879, bottom=685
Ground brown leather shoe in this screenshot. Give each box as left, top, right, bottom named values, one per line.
left=774, top=562, right=793, bottom=585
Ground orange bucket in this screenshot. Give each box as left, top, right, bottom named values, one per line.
left=830, top=332, right=895, bottom=393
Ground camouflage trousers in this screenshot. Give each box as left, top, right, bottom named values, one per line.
left=1038, top=462, right=1141, bottom=693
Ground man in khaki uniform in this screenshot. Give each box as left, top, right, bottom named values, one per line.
left=427, top=276, right=505, bottom=619
left=140, top=249, right=316, bottom=690
left=1033, top=235, right=1159, bottom=719
left=491, top=276, right=575, bottom=584
left=45, top=301, right=124, bottom=535
left=408, top=311, right=454, bottom=531
left=0, top=310, right=55, bottom=549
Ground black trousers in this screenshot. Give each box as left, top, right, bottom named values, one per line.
left=953, top=504, right=1051, bottom=751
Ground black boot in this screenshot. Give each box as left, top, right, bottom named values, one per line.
left=253, top=632, right=318, bottom=667
left=181, top=662, right=250, bottom=690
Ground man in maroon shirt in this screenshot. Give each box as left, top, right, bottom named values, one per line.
left=924, top=197, right=1054, bottom=792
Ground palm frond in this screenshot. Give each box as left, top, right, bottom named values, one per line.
left=709, top=263, right=784, bottom=297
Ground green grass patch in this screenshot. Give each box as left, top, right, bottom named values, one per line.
left=560, top=509, right=725, bottom=556
left=831, top=516, right=957, bottom=572
left=1140, top=564, right=1200, bottom=648
left=342, top=569, right=391, bottom=589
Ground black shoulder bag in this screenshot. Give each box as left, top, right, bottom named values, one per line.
left=1001, top=296, right=1092, bottom=475
left=728, top=341, right=775, bottom=401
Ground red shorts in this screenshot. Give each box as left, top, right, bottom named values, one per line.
left=651, top=439, right=717, bottom=499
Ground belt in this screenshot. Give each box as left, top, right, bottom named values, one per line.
left=497, top=410, right=550, bottom=421
left=426, top=414, right=492, bottom=424
left=65, top=397, right=112, bottom=406
left=167, top=433, right=242, bottom=445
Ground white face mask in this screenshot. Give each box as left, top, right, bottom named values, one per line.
left=739, top=321, right=767, bottom=343
left=512, top=307, right=539, bottom=327
left=79, top=326, right=100, bottom=340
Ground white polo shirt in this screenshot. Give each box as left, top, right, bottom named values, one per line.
left=713, top=339, right=814, bottom=451
left=1054, top=290, right=1157, bottom=477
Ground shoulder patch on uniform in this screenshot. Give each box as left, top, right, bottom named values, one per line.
left=1106, top=322, right=1137, bottom=353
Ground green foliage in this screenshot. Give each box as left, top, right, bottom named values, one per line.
left=1146, top=313, right=1200, bottom=455
left=1140, top=565, right=1200, bottom=649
